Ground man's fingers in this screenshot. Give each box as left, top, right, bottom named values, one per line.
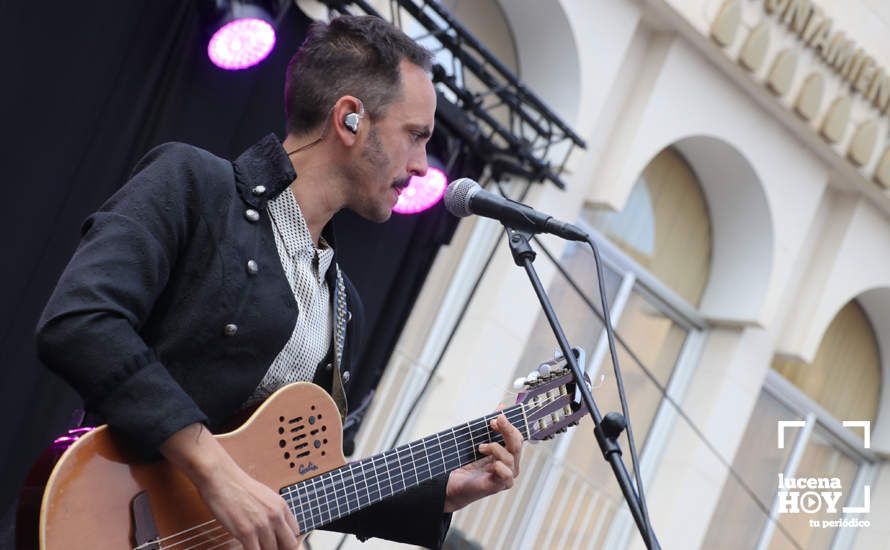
left=499, top=415, right=523, bottom=450
left=240, top=533, right=261, bottom=550
left=284, top=502, right=301, bottom=535
left=487, top=461, right=514, bottom=488
left=256, top=522, right=278, bottom=550
left=490, top=415, right=523, bottom=476
left=479, top=442, right=514, bottom=473
left=276, top=501, right=301, bottom=549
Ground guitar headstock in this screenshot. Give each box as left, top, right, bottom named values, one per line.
left=514, top=347, right=592, bottom=441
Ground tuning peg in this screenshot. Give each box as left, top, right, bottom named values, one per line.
left=537, top=363, right=551, bottom=377
left=526, top=371, right=540, bottom=385
left=513, top=377, right=527, bottom=390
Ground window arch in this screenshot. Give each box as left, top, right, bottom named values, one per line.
left=583, top=147, right=713, bottom=306
left=773, top=300, right=882, bottom=423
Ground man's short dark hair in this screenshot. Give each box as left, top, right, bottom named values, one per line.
left=284, top=15, right=433, bottom=135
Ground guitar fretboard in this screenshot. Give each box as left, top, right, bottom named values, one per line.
left=281, top=404, right=528, bottom=532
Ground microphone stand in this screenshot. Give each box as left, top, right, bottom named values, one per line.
left=503, top=224, right=660, bottom=549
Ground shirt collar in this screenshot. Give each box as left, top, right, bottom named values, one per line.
left=268, top=187, right=335, bottom=283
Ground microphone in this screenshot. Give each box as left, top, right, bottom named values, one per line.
left=444, top=178, right=588, bottom=242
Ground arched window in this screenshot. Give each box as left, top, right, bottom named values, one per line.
left=583, top=147, right=713, bottom=305
left=772, top=300, right=881, bottom=423
left=704, top=300, right=880, bottom=549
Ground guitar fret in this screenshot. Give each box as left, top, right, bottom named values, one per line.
left=437, top=432, right=448, bottom=477
left=332, top=469, right=342, bottom=519
left=449, top=426, right=460, bottom=471
left=408, top=440, right=420, bottom=486
left=466, top=421, right=477, bottom=462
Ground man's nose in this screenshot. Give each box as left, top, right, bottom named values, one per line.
left=408, top=151, right=429, bottom=178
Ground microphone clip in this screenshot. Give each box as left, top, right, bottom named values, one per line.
left=504, top=225, right=537, bottom=267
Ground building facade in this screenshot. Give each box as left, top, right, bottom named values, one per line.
left=308, top=0, right=890, bottom=548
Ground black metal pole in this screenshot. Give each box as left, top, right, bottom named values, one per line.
left=504, top=226, right=659, bottom=549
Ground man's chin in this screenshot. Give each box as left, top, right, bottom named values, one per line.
left=353, top=206, right=393, bottom=224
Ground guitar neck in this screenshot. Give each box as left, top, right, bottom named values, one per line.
left=281, top=403, right=529, bottom=532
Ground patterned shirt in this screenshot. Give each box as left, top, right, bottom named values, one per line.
left=249, top=187, right=334, bottom=403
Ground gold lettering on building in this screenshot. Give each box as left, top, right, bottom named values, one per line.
left=765, top=0, right=890, bottom=116
left=711, top=0, right=888, bottom=187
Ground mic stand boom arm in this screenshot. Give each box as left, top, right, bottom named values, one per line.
left=503, top=224, right=660, bottom=549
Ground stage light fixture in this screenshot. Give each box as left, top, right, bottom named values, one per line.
left=207, top=1, right=277, bottom=70
left=393, top=167, right=448, bottom=215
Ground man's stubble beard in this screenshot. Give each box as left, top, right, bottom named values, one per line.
left=355, top=127, right=396, bottom=222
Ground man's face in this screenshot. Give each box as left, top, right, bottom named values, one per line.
left=346, top=60, right=436, bottom=223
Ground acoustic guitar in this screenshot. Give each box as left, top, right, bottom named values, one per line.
left=18, top=358, right=588, bottom=549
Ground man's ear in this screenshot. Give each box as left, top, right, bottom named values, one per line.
left=332, top=96, right=365, bottom=145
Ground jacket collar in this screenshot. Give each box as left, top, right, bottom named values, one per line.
left=234, top=133, right=340, bottom=263
left=232, top=133, right=297, bottom=201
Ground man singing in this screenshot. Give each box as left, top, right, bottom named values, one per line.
left=36, top=14, right=522, bottom=550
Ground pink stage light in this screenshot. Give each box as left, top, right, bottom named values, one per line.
left=394, top=167, right=448, bottom=214
left=208, top=18, right=276, bottom=70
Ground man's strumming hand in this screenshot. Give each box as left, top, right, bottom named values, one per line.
left=160, top=423, right=304, bottom=550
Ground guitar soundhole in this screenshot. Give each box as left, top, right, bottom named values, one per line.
left=278, top=407, right=331, bottom=468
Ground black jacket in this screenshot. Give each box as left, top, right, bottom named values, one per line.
left=36, top=134, right=450, bottom=548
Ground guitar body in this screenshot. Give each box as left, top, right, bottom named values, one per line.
left=32, top=382, right=345, bottom=549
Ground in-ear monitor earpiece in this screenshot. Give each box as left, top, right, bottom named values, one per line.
left=344, top=112, right=361, bottom=134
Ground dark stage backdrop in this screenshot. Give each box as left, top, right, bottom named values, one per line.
left=0, top=0, right=459, bottom=526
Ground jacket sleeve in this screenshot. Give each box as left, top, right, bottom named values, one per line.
left=35, top=143, right=209, bottom=456
left=321, top=476, right=453, bottom=549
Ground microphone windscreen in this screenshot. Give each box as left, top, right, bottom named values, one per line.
left=444, top=178, right=479, bottom=218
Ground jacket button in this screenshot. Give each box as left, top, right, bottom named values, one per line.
left=246, top=260, right=258, bottom=275
left=325, top=362, right=333, bottom=372
left=346, top=310, right=353, bottom=322
left=251, top=185, right=266, bottom=196
left=245, top=209, right=260, bottom=222
left=223, top=323, right=238, bottom=336
left=342, top=371, right=350, bottom=383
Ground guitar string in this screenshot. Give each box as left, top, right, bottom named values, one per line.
left=180, top=527, right=231, bottom=550
left=151, top=399, right=557, bottom=550
left=280, top=406, right=532, bottom=529
left=171, top=411, right=521, bottom=550
left=160, top=396, right=568, bottom=550
left=146, top=390, right=572, bottom=550
left=286, top=415, right=516, bottom=528
left=148, top=408, right=525, bottom=550
left=202, top=539, right=238, bottom=550
left=154, top=410, right=518, bottom=550
left=148, top=402, right=547, bottom=550
left=288, top=391, right=576, bottom=526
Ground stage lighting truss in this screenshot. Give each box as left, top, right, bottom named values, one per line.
left=316, top=0, right=586, bottom=190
